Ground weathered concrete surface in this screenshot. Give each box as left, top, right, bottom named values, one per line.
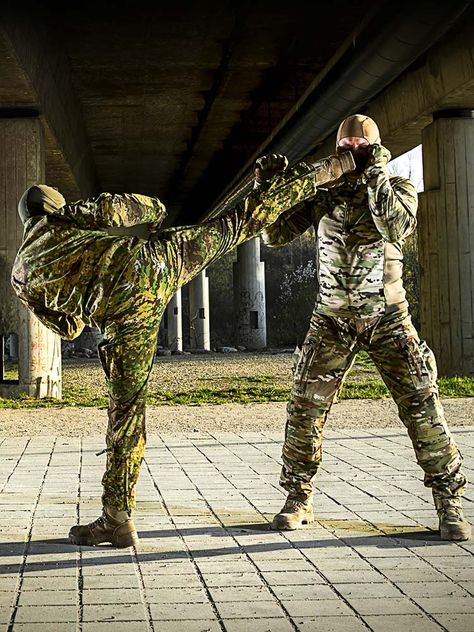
left=0, top=428, right=473, bottom=630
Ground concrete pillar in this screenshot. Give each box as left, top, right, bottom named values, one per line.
left=0, top=118, right=62, bottom=397
left=189, top=271, right=210, bottom=350
left=418, top=110, right=474, bottom=377
left=8, top=334, right=18, bottom=360
left=233, top=237, right=267, bottom=349
left=167, top=289, right=183, bottom=353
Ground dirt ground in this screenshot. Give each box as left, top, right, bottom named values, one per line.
left=0, top=398, right=472, bottom=436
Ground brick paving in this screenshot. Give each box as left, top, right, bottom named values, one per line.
left=0, top=427, right=473, bottom=631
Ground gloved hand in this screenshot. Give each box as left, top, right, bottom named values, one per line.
left=254, top=153, right=289, bottom=187
left=309, top=151, right=356, bottom=184
left=364, top=143, right=391, bottom=178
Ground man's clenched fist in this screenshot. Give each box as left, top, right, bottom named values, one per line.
left=254, top=153, right=289, bottom=187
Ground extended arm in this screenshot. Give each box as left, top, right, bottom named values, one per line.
left=365, top=145, right=418, bottom=243
left=259, top=151, right=354, bottom=247
left=157, top=160, right=324, bottom=288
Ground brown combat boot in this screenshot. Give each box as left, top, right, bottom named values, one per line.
left=272, top=494, right=314, bottom=530
left=434, top=495, right=471, bottom=541
left=69, top=507, right=139, bottom=547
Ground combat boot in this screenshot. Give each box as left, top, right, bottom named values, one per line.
left=434, top=495, right=471, bottom=541
left=69, top=507, right=139, bottom=547
left=272, top=494, right=314, bottom=530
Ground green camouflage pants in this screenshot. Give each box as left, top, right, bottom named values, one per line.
left=281, top=310, right=466, bottom=500
left=98, top=229, right=253, bottom=511
left=98, top=249, right=163, bottom=513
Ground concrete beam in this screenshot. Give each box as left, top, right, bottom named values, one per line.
left=418, top=113, right=474, bottom=377
left=310, top=17, right=474, bottom=160
left=1, top=8, right=99, bottom=198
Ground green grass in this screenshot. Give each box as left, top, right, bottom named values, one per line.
left=0, top=374, right=472, bottom=409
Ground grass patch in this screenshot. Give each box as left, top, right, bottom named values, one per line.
left=0, top=372, right=473, bottom=409
left=438, top=376, right=474, bottom=397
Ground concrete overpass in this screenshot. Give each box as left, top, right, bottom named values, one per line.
left=0, top=0, right=473, bottom=397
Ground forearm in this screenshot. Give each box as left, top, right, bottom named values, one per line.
left=158, top=163, right=321, bottom=288
left=367, top=171, right=418, bottom=243
left=262, top=204, right=312, bottom=247
left=259, top=152, right=354, bottom=247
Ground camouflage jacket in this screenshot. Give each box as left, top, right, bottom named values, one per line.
left=12, top=162, right=320, bottom=339
left=262, top=150, right=418, bottom=318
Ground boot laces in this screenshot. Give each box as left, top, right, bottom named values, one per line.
left=440, top=504, right=464, bottom=522
left=282, top=497, right=310, bottom=513
left=437, top=498, right=464, bottom=522
left=88, top=514, right=106, bottom=531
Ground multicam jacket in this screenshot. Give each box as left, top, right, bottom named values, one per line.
left=263, top=148, right=418, bottom=318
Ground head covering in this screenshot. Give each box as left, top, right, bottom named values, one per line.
left=336, top=114, right=381, bottom=147
left=18, top=184, right=66, bottom=224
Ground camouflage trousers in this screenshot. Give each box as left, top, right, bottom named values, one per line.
left=97, top=230, right=242, bottom=511
left=97, top=260, right=161, bottom=513
left=281, top=310, right=466, bottom=500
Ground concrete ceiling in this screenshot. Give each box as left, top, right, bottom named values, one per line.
left=1, top=1, right=472, bottom=225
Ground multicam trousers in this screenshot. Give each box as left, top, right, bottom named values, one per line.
left=281, top=310, right=466, bottom=500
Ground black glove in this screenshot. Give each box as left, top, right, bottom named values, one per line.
left=254, top=153, right=289, bottom=188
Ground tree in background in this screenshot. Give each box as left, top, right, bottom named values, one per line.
left=262, top=231, right=317, bottom=346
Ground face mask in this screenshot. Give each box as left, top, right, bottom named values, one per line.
left=337, top=144, right=370, bottom=173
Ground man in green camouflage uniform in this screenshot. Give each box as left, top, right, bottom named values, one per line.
left=261, top=114, right=470, bottom=541
left=11, top=150, right=354, bottom=547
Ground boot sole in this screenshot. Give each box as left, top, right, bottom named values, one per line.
left=272, top=515, right=314, bottom=530
left=439, top=527, right=471, bottom=541
left=68, top=530, right=140, bottom=548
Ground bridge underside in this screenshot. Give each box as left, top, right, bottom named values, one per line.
left=0, top=1, right=473, bottom=396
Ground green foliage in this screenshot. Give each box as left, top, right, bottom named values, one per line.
left=402, top=232, right=420, bottom=330
left=438, top=377, right=474, bottom=397
left=1, top=372, right=472, bottom=409
left=263, top=231, right=317, bottom=346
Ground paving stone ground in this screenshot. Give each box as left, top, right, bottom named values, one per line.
left=1, top=427, right=474, bottom=631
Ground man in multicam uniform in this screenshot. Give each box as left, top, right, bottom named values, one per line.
left=11, top=150, right=355, bottom=547
left=261, top=114, right=470, bottom=541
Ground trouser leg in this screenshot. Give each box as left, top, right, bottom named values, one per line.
left=367, top=312, right=466, bottom=497
left=281, top=314, right=357, bottom=498
left=98, top=260, right=162, bottom=513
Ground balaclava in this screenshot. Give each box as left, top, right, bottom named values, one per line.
left=336, top=114, right=381, bottom=147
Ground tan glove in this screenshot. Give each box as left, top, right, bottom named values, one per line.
left=309, top=151, right=356, bottom=186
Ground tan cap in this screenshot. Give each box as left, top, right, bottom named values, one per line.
left=36, top=184, right=66, bottom=212
left=336, top=114, right=381, bottom=147
left=18, top=184, right=66, bottom=224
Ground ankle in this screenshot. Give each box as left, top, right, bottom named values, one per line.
left=104, top=507, right=131, bottom=524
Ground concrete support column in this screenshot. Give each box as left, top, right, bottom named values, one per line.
left=0, top=118, right=62, bottom=397
left=233, top=237, right=267, bottom=349
left=189, top=271, right=210, bottom=350
left=167, top=289, right=183, bottom=353
left=418, top=110, right=474, bottom=377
